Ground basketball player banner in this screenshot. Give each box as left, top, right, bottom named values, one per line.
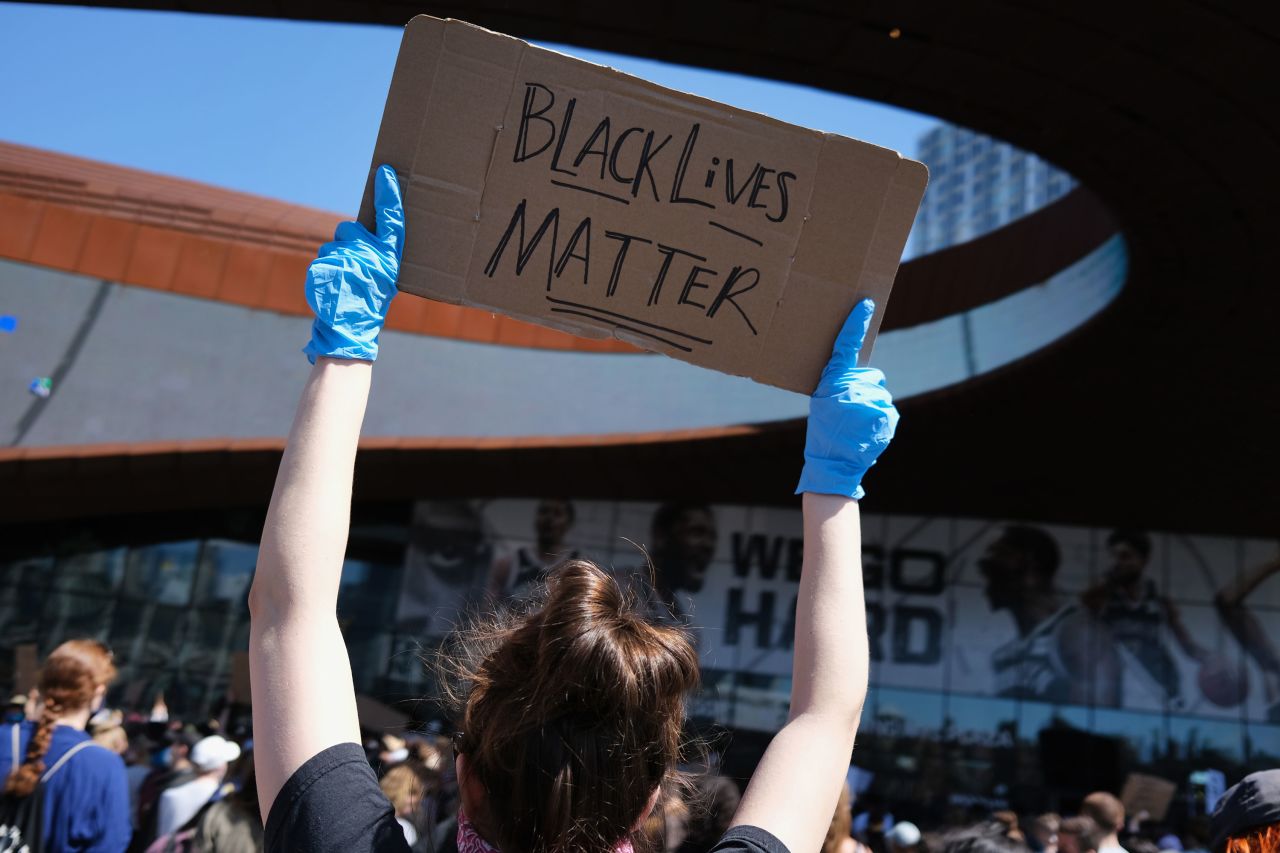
left=395, top=499, right=1280, bottom=736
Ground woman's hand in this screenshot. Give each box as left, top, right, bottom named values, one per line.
left=302, top=164, right=405, bottom=363
left=796, top=298, right=899, bottom=498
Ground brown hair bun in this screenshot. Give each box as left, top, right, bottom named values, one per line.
left=444, top=559, right=700, bottom=853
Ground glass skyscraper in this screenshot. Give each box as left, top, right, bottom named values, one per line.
left=912, top=124, right=1076, bottom=255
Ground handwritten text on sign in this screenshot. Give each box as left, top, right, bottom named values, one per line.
left=481, top=82, right=800, bottom=353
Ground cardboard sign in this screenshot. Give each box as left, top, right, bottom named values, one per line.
left=1121, top=772, right=1178, bottom=822
left=360, top=16, right=927, bottom=393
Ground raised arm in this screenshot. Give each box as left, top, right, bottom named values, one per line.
left=249, top=166, right=404, bottom=820
left=732, top=300, right=898, bottom=853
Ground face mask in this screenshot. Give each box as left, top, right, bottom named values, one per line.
left=153, top=747, right=172, bottom=769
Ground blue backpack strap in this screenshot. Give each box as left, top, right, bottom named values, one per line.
left=39, top=738, right=106, bottom=783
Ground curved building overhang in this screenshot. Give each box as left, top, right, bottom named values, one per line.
left=0, top=141, right=1116, bottom=342
left=0, top=425, right=796, bottom=526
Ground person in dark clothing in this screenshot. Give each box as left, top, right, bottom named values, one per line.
left=247, top=168, right=897, bottom=853
left=132, top=729, right=198, bottom=851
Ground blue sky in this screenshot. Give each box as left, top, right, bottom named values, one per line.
left=0, top=2, right=938, bottom=214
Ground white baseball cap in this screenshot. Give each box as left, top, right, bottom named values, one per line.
left=190, top=735, right=241, bottom=771
left=888, top=821, right=922, bottom=848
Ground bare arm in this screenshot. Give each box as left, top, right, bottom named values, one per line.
left=249, top=359, right=371, bottom=820
left=248, top=165, right=404, bottom=822
left=732, top=300, right=891, bottom=853
left=732, top=494, right=868, bottom=853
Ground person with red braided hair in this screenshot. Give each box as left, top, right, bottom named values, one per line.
left=249, top=167, right=895, bottom=853
left=0, top=639, right=131, bottom=851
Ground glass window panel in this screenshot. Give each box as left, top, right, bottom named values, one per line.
left=0, top=557, right=51, bottom=647
left=1165, top=535, right=1236, bottom=605
left=713, top=671, right=790, bottom=733
left=1018, top=701, right=1092, bottom=807
left=0, top=555, right=53, bottom=591
left=193, top=540, right=257, bottom=609
left=106, top=600, right=146, bottom=664
left=39, top=591, right=116, bottom=649
left=177, top=608, right=246, bottom=676
left=948, top=586, right=1014, bottom=699
left=1245, top=723, right=1280, bottom=772
left=873, top=689, right=944, bottom=745
left=874, top=517, right=951, bottom=694
left=108, top=601, right=187, bottom=679
left=943, top=695, right=1019, bottom=805
left=111, top=668, right=168, bottom=715
left=1167, top=713, right=1247, bottom=768
left=1092, top=707, right=1166, bottom=766
left=52, top=548, right=126, bottom=594
left=1018, top=700, right=1090, bottom=738
left=863, top=688, right=947, bottom=818
left=687, top=663, right=734, bottom=727
left=148, top=668, right=213, bottom=718
left=123, top=542, right=200, bottom=606
left=111, top=600, right=214, bottom=720
left=161, top=608, right=250, bottom=717
left=399, top=502, right=495, bottom=639
left=1113, top=602, right=1246, bottom=719
left=381, top=632, right=431, bottom=697
left=1238, top=540, right=1280, bottom=608
left=342, top=626, right=395, bottom=698
left=339, top=558, right=403, bottom=627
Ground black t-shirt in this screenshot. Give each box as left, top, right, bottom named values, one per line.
left=265, top=743, right=788, bottom=853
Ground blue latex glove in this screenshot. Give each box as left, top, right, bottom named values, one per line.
left=796, top=299, right=899, bottom=499
left=303, top=165, right=405, bottom=363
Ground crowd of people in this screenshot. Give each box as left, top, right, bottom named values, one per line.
left=0, top=642, right=259, bottom=853
left=820, top=790, right=1236, bottom=853
left=1, top=648, right=1277, bottom=853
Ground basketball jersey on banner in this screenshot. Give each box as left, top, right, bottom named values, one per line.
left=991, top=605, right=1077, bottom=703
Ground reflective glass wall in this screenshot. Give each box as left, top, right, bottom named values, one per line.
left=0, top=508, right=407, bottom=716
left=3, top=501, right=1276, bottom=822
